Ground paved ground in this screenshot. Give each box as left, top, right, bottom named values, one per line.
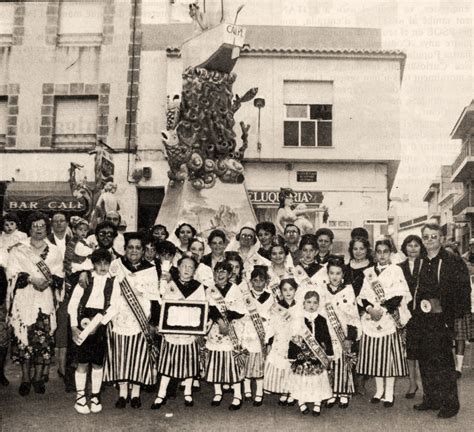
left=1, top=362, right=473, bottom=432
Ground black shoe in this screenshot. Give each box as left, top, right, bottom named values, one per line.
left=455, top=371, right=462, bottom=379
left=244, top=392, right=253, bottom=402
left=278, top=399, right=287, bottom=406
left=312, top=410, right=321, bottom=417
left=253, top=396, right=263, bottom=407
left=0, top=373, right=9, bottom=387
left=325, top=399, right=336, bottom=409
left=339, top=401, right=349, bottom=409
left=211, top=394, right=223, bottom=407
left=131, top=397, right=141, bottom=409
left=383, top=399, right=394, bottom=408
left=287, top=398, right=296, bottom=406
left=32, top=380, right=46, bottom=394
left=229, top=398, right=242, bottom=411
left=370, top=397, right=381, bottom=404
left=184, top=395, right=194, bottom=407
left=299, top=404, right=310, bottom=415
left=405, top=386, right=418, bottom=399
left=150, top=397, right=166, bottom=410
left=437, top=407, right=459, bottom=419
left=414, top=402, right=440, bottom=411
left=19, top=382, right=31, bottom=397
left=115, top=397, right=127, bottom=409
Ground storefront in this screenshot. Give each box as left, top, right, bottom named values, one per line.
left=3, top=181, right=87, bottom=228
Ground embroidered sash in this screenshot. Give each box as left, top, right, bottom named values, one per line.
left=325, top=302, right=358, bottom=368
left=208, top=285, right=249, bottom=378
left=364, top=267, right=403, bottom=329
left=13, top=243, right=52, bottom=282
left=301, top=327, right=331, bottom=369
left=116, top=262, right=159, bottom=363
left=240, top=282, right=267, bottom=353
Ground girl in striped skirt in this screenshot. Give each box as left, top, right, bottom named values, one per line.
left=264, top=278, right=298, bottom=406
left=204, top=261, right=246, bottom=410
left=152, top=256, right=206, bottom=409
left=322, top=256, right=361, bottom=409
left=356, top=239, right=412, bottom=407
left=240, top=266, right=274, bottom=406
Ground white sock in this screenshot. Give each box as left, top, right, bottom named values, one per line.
left=75, top=370, right=87, bottom=393
left=374, top=377, right=384, bottom=399
left=255, top=378, right=263, bottom=398
left=184, top=377, right=193, bottom=396
left=214, top=383, right=222, bottom=396
left=384, top=377, right=395, bottom=402
left=119, top=382, right=128, bottom=398
left=131, top=384, right=140, bottom=398
left=456, top=355, right=464, bottom=372
left=157, top=376, right=170, bottom=399
left=232, top=382, right=242, bottom=400
left=244, top=378, right=251, bottom=395
left=91, top=367, right=103, bottom=394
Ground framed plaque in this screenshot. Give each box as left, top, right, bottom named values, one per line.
left=158, top=300, right=209, bottom=335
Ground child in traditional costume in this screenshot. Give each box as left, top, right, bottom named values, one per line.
left=356, top=239, right=411, bottom=407
left=264, top=278, right=298, bottom=406
left=240, top=265, right=274, bottom=406
left=322, top=256, right=361, bottom=409
left=68, top=249, right=114, bottom=414
left=288, top=290, right=333, bottom=416
left=153, top=256, right=206, bottom=409
left=204, top=261, right=247, bottom=410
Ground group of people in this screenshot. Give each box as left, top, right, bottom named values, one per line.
left=0, top=208, right=472, bottom=420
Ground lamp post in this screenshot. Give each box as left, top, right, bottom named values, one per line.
left=253, top=97, right=265, bottom=152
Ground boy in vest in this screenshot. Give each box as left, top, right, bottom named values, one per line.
left=68, top=249, right=114, bottom=414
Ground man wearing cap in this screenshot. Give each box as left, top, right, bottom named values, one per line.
left=413, top=223, right=471, bottom=419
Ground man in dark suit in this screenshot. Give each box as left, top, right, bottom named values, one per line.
left=413, top=223, right=471, bottom=418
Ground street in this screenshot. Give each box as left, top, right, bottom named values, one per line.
left=1, top=362, right=473, bottom=432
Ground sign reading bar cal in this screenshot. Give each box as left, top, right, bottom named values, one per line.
left=158, top=300, right=209, bottom=335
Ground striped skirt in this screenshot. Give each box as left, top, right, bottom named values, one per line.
left=332, top=357, right=355, bottom=395
left=244, top=352, right=264, bottom=379
left=263, top=361, right=291, bottom=394
left=356, top=331, right=408, bottom=377
left=204, top=350, right=243, bottom=384
left=157, top=339, right=199, bottom=379
left=103, top=329, right=154, bottom=385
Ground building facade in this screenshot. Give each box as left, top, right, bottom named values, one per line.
left=451, top=100, right=474, bottom=252
left=0, top=1, right=405, bottom=254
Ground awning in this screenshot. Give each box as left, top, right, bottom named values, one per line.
left=4, top=182, right=86, bottom=212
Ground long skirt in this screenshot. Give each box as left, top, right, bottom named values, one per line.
left=289, top=370, right=333, bottom=403
left=356, top=331, right=408, bottom=377
left=103, top=329, right=153, bottom=385
left=454, top=314, right=473, bottom=341
left=157, top=339, right=199, bottom=379
left=332, top=357, right=355, bottom=395
left=204, top=349, right=242, bottom=384
left=263, top=361, right=291, bottom=394
left=244, top=352, right=264, bottom=379
left=11, top=311, right=55, bottom=366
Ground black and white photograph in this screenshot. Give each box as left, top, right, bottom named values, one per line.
left=0, top=0, right=472, bottom=430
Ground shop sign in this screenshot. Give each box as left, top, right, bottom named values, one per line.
left=297, top=171, right=318, bottom=182
left=248, top=190, right=324, bottom=206
left=6, top=198, right=84, bottom=211
left=328, top=220, right=352, bottom=229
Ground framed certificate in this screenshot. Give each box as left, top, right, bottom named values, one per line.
left=158, top=300, right=209, bottom=335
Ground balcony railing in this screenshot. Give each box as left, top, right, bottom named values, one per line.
left=453, top=187, right=474, bottom=215
left=452, top=138, right=474, bottom=175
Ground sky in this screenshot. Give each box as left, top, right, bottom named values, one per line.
left=143, top=0, right=473, bottom=217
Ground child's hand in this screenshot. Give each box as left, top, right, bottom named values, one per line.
left=78, top=272, right=89, bottom=288
left=71, top=326, right=82, bottom=345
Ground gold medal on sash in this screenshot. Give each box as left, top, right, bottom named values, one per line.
left=420, top=299, right=432, bottom=313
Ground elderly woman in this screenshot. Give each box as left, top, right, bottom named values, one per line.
left=202, top=230, right=228, bottom=270
left=7, top=212, right=64, bottom=396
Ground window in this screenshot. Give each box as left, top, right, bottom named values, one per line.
left=0, top=97, right=7, bottom=146
left=53, top=96, right=98, bottom=148
left=0, top=2, right=14, bottom=45
left=58, top=1, right=104, bottom=45
left=283, top=81, right=333, bottom=148
left=284, top=104, right=332, bottom=147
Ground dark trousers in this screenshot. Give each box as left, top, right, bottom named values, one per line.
left=412, top=313, right=459, bottom=411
